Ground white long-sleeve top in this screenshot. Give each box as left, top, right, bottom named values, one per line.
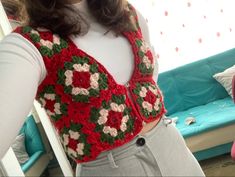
left=0, top=0, right=158, bottom=159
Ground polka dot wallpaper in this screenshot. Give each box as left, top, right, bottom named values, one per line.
left=129, top=0, right=235, bottom=72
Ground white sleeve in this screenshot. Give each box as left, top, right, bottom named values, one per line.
left=136, top=10, right=159, bottom=82
left=0, top=33, right=46, bottom=159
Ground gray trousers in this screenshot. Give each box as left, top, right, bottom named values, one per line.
left=76, top=117, right=205, bottom=176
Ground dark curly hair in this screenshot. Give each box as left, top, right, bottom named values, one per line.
left=24, top=0, right=134, bottom=37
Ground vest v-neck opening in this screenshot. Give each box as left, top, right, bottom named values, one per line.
left=67, top=32, right=138, bottom=87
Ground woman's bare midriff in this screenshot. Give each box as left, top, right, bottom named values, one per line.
left=138, top=118, right=161, bottom=136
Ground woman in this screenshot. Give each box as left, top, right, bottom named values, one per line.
left=0, top=0, right=205, bottom=176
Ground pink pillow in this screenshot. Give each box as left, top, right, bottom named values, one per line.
left=231, top=141, right=235, bottom=160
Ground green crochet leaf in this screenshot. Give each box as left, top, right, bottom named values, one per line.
left=72, top=56, right=83, bottom=64
left=89, top=88, right=99, bottom=97
left=116, top=131, right=125, bottom=139
left=30, top=33, right=40, bottom=42
left=95, top=125, right=103, bottom=132
left=112, top=95, right=125, bottom=104
left=70, top=122, right=82, bottom=131
left=90, top=63, right=98, bottom=73
left=138, top=51, right=145, bottom=58
left=22, top=26, right=32, bottom=34
left=39, top=46, right=53, bottom=57
left=74, top=95, right=89, bottom=103
left=136, top=39, right=142, bottom=48
left=141, top=108, right=150, bottom=118
left=90, top=108, right=100, bottom=122
left=99, top=73, right=108, bottom=90
left=60, top=39, right=68, bottom=48
left=102, top=100, right=110, bottom=109
left=64, top=62, right=74, bottom=70
left=53, top=44, right=62, bottom=53
left=64, top=86, right=72, bottom=94
left=126, top=118, right=134, bottom=132
left=44, top=85, right=54, bottom=93
left=83, top=144, right=91, bottom=156
left=136, top=97, right=143, bottom=105
left=101, top=133, right=114, bottom=144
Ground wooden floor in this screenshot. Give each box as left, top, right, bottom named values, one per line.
left=48, top=153, right=235, bottom=176
left=200, top=154, right=235, bottom=176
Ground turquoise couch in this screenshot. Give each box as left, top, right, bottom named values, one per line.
left=19, top=115, right=50, bottom=176
left=158, top=48, right=235, bottom=161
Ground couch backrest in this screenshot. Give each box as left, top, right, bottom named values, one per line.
left=19, top=115, right=45, bottom=156
left=158, top=48, right=235, bottom=115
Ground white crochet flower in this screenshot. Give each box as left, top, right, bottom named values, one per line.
left=149, top=86, right=158, bottom=95
left=65, top=77, right=73, bottom=86
left=63, top=134, right=69, bottom=146
left=109, top=128, right=118, bottom=137
left=44, top=93, right=56, bottom=100
left=46, top=110, right=54, bottom=116
left=76, top=143, right=85, bottom=155
left=54, top=103, right=61, bottom=114
left=110, top=103, right=119, bottom=112
left=140, top=41, right=150, bottom=53
left=53, top=34, right=60, bottom=45
left=142, top=101, right=153, bottom=112
left=73, top=63, right=90, bottom=72
left=118, top=104, right=126, bottom=112
left=40, top=98, right=46, bottom=107
left=143, top=56, right=152, bottom=69
left=98, top=109, right=109, bottom=125
left=69, top=130, right=80, bottom=140
left=120, top=123, right=127, bottom=132
left=139, top=87, right=147, bottom=97
left=99, top=109, right=109, bottom=117
left=98, top=116, right=108, bottom=125
left=67, top=147, right=77, bottom=157
left=121, top=115, right=129, bottom=123
left=72, top=87, right=89, bottom=95
left=40, top=39, right=53, bottom=49
left=154, top=98, right=160, bottom=111
left=64, top=70, right=73, bottom=77
left=103, top=126, right=111, bottom=134
left=110, top=103, right=126, bottom=112
left=90, top=73, right=100, bottom=89
left=31, top=29, right=40, bottom=36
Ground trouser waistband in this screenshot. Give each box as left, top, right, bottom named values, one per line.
left=79, top=116, right=171, bottom=168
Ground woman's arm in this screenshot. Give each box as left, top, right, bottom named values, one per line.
left=0, top=33, right=45, bottom=158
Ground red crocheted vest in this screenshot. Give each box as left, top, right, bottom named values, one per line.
left=14, top=5, right=166, bottom=163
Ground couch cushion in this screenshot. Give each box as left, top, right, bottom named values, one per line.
left=158, top=48, right=235, bottom=115
left=21, top=151, right=44, bottom=172
left=213, top=64, right=235, bottom=98
left=169, top=97, right=235, bottom=138
left=11, top=133, right=29, bottom=164
left=19, top=115, right=45, bottom=156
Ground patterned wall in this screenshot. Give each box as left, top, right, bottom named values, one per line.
left=129, top=0, right=235, bottom=72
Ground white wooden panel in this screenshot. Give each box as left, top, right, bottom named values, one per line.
left=0, top=148, right=25, bottom=177
left=0, top=1, right=12, bottom=36
left=33, top=100, right=74, bottom=177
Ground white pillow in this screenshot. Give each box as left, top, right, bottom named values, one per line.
left=11, top=134, right=29, bottom=164
left=213, top=65, right=235, bottom=98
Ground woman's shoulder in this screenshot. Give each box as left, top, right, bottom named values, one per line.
left=135, top=8, right=151, bottom=44
left=3, top=28, right=42, bottom=56
left=0, top=28, right=47, bottom=84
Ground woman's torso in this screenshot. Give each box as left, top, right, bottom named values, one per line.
left=0, top=0, right=161, bottom=161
